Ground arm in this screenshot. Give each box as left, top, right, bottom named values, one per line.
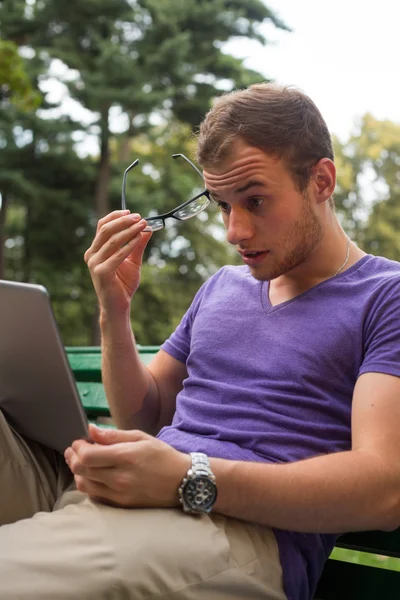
left=211, top=371, right=400, bottom=533
left=101, top=323, right=187, bottom=434
left=67, top=371, right=400, bottom=531
left=85, top=210, right=187, bottom=433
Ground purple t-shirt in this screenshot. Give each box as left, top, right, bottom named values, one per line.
left=157, top=255, right=400, bottom=600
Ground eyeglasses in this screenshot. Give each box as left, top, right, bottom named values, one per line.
left=121, top=153, right=210, bottom=232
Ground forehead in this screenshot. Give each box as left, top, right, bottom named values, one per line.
left=203, top=145, right=288, bottom=194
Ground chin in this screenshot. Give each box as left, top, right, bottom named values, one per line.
left=248, top=265, right=276, bottom=282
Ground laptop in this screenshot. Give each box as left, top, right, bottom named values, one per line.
left=0, top=279, right=89, bottom=453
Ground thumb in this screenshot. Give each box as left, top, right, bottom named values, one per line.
left=88, top=424, right=151, bottom=445
left=128, top=230, right=152, bottom=265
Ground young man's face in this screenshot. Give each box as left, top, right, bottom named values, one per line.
left=203, top=142, right=324, bottom=281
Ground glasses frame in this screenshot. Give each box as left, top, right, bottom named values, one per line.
left=121, top=154, right=210, bottom=231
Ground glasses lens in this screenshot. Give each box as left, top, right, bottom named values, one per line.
left=172, top=195, right=210, bottom=220
left=145, top=218, right=164, bottom=231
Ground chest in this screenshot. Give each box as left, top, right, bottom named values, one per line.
left=189, top=288, right=364, bottom=389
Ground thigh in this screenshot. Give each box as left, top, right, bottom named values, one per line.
left=0, top=409, right=72, bottom=525
left=109, top=507, right=287, bottom=600
left=0, top=497, right=286, bottom=600
left=0, top=497, right=118, bottom=600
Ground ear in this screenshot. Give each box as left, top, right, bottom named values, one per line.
left=310, top=158, right=336, bottom=205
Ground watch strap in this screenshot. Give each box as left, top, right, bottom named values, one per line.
left=179, top=452, right=217, bottom=514
left=189, top=452, right=213, bottom=477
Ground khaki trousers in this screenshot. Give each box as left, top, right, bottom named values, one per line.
left=0, top=411, right=287, bottom=600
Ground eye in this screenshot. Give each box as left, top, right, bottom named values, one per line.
left=248, top=197, right=264, bottom=209
left=216, top=201, right=231, bottom=214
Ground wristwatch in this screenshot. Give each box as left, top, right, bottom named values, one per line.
left=179, top=452, right=217, bottom=514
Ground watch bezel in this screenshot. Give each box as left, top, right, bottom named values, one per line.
left=181, top=474, right=218, bottom=513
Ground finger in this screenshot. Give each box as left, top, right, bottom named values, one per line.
left=65, top=443, right=105, bottom=471
left=85, top=213, right=141, bottom=263
left=69, top=441, right=116, bottom=467
left=67, top=439, right=92, bottom=455
left=74, top=474, right=112, bottom=497
left=71, top=463, right=116, bottom=485
left=92, top=213, right=141, bottom=253
left=126, top=230, right=153, bottom=267
left=74, top=475, right=132, bottom=507
left=90, top=220, right=148, bottom=267
left=89, top=425, right=150, bottom=446
left=90, top=214, right=144, bottom=258
left=69, top=439, right=136, bottom=468
left=95, top=210, right=131, bottom=235
left=71, top=463, right=135, bottom=497
left=89, top=232, right=145, bottom=279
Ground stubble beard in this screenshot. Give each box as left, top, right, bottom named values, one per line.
left=252, top=193, right=324, bottom=281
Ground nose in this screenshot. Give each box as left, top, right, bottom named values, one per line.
left=226, top=207, right=255, bottom=246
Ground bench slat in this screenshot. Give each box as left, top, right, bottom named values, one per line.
left=75, top=382, right=109, bottom=417
left=314, top=556, right=400, bottom=599
left=337, top=529, right=400, bottom=558
left=68, top=347, right=159, bottom=418
left=67, top=347, right=159, bottom=382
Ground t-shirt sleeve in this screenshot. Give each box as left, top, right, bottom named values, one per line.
left=160, top=307, right=193, bottom=364
left=359, top=279, right=400, bottom=378
left=160, top=277, right=211, bottom=365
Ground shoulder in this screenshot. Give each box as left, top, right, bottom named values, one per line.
left=357, top=254, right=400, bottom=283
left=345, top=255, right=400, bottom=300
left=356, top=257, right=400, bottom=377
left=355, top=255, right=400, bottom=332
left=189, top=265, right=256, bottom=313
left=199, top=265, right=253, bottom=292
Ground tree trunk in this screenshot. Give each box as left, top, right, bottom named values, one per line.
left=119, top=112, right=135, bottom=164
left=0, top=193, right=7, bottom=279
left=94, top=106, right=111, bottom=218
left=91, top=105, right=111, bottom=345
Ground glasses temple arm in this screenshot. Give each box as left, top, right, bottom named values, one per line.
left=122, top=159, right=140, bottom=210
left=172, top=153, right=204, bottom=181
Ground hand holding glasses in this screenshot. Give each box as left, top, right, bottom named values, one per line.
left=121, top=154, right=210, bottom=232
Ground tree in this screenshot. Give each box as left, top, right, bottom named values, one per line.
left=334, top=114, right=400, bottom=260
left=23, top=0, right=287, bottom=217
left=0, top=0, right=289, bottom=345
left=112, top=120, right=241, bottom=345
left=0, top=4, right=98, bottom=329
left=0, top=33, right=42, bottom=274
left=0, top=38, right=40, bottom=110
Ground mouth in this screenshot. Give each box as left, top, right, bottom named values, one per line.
left=239, top=250, right=269, bottom=266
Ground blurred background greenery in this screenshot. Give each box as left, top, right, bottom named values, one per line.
left=1, top=0, right=400, bottom=347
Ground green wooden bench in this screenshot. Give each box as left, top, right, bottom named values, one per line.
left=66, top=346, right=400, bottom=599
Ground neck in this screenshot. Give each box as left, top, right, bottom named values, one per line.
left=272, top=216, right=366, bottom=296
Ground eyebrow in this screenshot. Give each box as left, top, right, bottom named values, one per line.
left=210, top=180, right=265, bottom=200
left=236, top=180, right=265, bottom=194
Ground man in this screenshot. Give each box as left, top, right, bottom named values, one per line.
left=1, top=83, right=400, bottom=600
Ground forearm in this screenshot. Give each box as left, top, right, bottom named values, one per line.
left=211, top=449, right=400, bottom=533
left=100, top=310, right=160, bottom=433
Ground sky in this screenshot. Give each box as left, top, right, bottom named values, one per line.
left=225, top=0, right=400, bottom=141
left=41, top=0, right=400, bottom=155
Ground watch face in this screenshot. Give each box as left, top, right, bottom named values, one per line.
left=183, top=475, right=217, bottom=512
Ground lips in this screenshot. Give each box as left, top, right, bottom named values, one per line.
left=239, top=250, right=269, bottom=266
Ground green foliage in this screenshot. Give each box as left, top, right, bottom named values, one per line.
left=0, top=0, right=285, bottom=345
left=0, top=39, right=40, bottom=110
left=111, top=121, right=240, bottom=345
left=334, top=114, right=400, bottom=261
